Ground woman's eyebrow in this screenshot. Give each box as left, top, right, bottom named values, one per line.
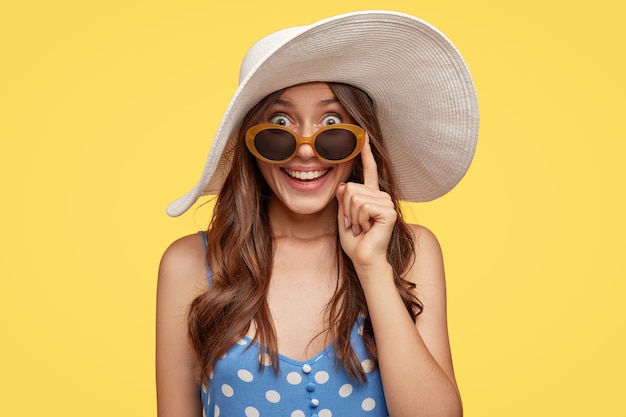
left=274, top=98, right=293, bottom=107
left=273, top=97, right=339, bottom=108
left=318, top=98, right=340, bottom=107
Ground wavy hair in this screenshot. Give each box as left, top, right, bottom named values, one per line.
left=188, top=83, right=423, bottom=384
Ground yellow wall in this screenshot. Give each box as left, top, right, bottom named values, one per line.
left=1, top=1, right=624, bottom=415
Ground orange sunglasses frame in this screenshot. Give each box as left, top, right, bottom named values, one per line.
left=245, top=123, right=366, bottom=164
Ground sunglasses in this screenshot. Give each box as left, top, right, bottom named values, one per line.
left=245, top=123, right=366, bottom=164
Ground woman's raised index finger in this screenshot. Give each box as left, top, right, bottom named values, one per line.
left=361, top=133, right=380, bottom=190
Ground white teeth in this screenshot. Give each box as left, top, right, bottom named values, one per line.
left=284, top=169, right=328, bottom=180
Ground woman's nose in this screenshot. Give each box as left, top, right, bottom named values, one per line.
left=294, top=125, right=316, bottom=160
left=295, top=141, right=316, bottom=160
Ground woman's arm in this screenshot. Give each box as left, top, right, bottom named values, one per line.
left=337, top=137, right=462, bottom=417
left=359, top=225, right=461, bottom=417
left=156, top=234, right=207, bottom=417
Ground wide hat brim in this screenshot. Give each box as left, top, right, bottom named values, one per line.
left=167, top=10, right=479, bottom=217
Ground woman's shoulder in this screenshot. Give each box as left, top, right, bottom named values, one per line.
left=407, top=223, right=442, bottom=254
left=404, top=223, right=445, bottom=285
left=158, top=233, right=209, bottom=295
left=161, top=232, right=206, bottom=259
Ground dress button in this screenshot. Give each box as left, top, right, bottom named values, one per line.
left=302, top=364, right=312, bottom=374
left=310, top=398, right=320, bottom=408
left=306, top=382, right=316, bottom=392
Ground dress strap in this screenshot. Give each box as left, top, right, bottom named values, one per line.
left=198, top=231, right=212, bottom=285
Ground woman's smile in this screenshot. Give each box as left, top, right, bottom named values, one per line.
left=282, top=168, right=330, bottom=181
left=256, top=82, right=356, bottom=215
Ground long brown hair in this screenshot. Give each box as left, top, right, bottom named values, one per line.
left=188, top=83, right=423, bottom=384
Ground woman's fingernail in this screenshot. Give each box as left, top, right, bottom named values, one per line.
left=344, top=216, right=350, bottom=229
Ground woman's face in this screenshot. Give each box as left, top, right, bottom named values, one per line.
left=255, top=82, right=357, bottom=216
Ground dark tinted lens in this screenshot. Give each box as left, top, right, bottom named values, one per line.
left=254, top=129, right=297, bottom=161
left=315, top=128, right=357, bottom=160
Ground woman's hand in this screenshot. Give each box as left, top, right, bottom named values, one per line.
left=336, top=135, right=397, bottom=270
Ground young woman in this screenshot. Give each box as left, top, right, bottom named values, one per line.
left=157, top=11, right=478, bottom=417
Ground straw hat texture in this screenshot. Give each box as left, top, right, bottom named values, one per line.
left=167, top=10, right=479, bottom=217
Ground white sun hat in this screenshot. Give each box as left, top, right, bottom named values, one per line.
left=167, top=10, right=479, bottom=217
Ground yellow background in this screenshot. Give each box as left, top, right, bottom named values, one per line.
left=1, top=0, right=624, bottom=416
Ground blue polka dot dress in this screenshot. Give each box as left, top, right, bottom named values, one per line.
left=200, top=317, right=388, bottom=417
left=198, top=233, right=389, bottom=417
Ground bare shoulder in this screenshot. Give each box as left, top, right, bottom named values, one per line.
left=410, top=223, right=443, bottom=252
left=405, top=224, right=445, bottom=287
left=405, top=224, right=458, bottom=390
left=158, top=233, right=209, bottom=301
left=156, top=233, right=208, bottom=416
left=160, top=233, right=207, bottom=268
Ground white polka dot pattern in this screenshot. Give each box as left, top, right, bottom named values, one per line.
left=362, top=398, right=376, bottom=411
left=286, top=372, right=302, bottom=385
left=245, top=406, right=259, bottom=417
left=221, top=384, right=234, bottom=397
left=200, top=317, right=386, bottom=416
left=338, top=383, right=353, bottom=398
left=315, top=370, right=330, bottom=384
left=238, top=369, right=254, bottom=382
left=361, top=359, right=375, bottom=373
left=259, top=352, right=272, bottom=367
left=265, top=390, right=281, bottom=403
